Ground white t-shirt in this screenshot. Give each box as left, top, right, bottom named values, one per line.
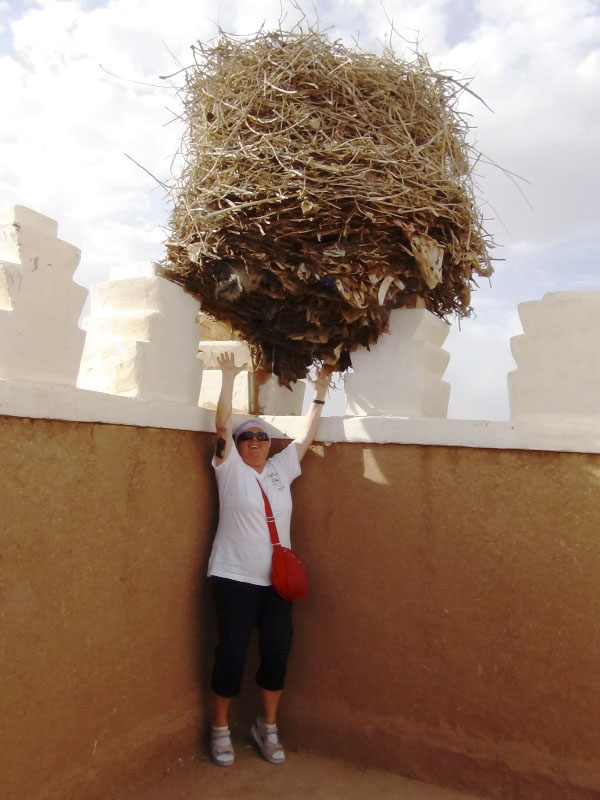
left=207, top=442, right=302, bottom=586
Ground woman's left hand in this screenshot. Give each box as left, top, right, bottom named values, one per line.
left=308, top=365, right=333, bottom=398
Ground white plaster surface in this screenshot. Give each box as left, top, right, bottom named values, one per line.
left=509, top=291, right=600, bottom=419
left=197, top=340, right=254, bottom=414
left=345, top=307, right=451, bottom=417
left=257, top=376, right=305, bottom=415
left=0, top=378, right=212, bottom=431
left=199, top=369, right=254, bottom=414
left=0, top=205, right=87, bottom=386
left=77, top=263, right=202, bottom=404
left=198, top=340, right=252, bottom=370
left=198, top=340, right=305, bottom=415
left=199, top=364, right=305, bottom=415
left=1, top=377, right=598, bottom=454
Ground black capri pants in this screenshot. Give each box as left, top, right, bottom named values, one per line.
left=211, top=576, right=293, bottom=698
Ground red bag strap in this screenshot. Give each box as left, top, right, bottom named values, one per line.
left=256, top=479, right=281, bottom=548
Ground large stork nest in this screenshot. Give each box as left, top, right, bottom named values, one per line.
left=161, top=25, right=494, bottom=385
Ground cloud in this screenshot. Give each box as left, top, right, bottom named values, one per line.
left=443, top=0, right=600, bottom=248
left=1, top=1, right=184, bottom=278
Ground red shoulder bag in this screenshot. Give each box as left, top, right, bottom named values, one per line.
left=256, top=480, right=308, bottom=601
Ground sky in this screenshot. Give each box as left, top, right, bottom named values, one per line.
left=1, top=0, right=599, bottom=420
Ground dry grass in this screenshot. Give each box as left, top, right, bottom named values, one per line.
left=161, top=23, right=494, bottom=385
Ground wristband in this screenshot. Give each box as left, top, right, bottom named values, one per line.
left=312, top=399, right=325, bottom=405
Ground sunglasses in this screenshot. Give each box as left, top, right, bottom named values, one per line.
left=237, top=431, right=270, bottom=442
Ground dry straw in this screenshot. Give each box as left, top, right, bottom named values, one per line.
left=162, top=23, right=494, bottom=385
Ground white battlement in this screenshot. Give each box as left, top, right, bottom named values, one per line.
left=345, top=304, right=451, bottom=417
left=0, top=205, right=87, bottom=386
left=509, top=292, right=600, bottom=420
left=77, top=262, right=203, bottom=403
left=1, top=205, right=599, bottom=455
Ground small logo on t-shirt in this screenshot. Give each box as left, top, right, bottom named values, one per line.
left=264, top=468, right=285, bottom=491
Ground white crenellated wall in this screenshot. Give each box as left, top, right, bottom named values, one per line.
left=77, top=262, right=203, bottom=405
left=344, top=302, right=450, bottom=417
left=1, top=205, right=599, bottom=454
left=0, top=206, right=87, bottom=386
left=508, top=292, right=600, bottom=421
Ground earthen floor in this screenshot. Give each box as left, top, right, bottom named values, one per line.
left=119, top=739, right=484, bottom=800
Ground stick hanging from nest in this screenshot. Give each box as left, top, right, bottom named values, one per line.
left=161, top=23, right=494, bottom=386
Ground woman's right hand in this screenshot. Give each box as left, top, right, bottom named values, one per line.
left=216, top=351, right=247, bottom=377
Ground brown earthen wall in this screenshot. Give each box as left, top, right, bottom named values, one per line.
left=283, top=443, right=600, bottom=800
left=0, top=417, right=218, bottom=800
left=2, top=416, right=600, bottom=800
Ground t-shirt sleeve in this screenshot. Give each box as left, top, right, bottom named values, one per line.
left=270, top=442, right=301, bottom=484
left=212, top=440, right=242, bottom=473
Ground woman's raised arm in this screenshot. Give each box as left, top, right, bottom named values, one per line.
left=214, top=352, right=246, bottom=464
left=294, top=366, right=333, bottom=462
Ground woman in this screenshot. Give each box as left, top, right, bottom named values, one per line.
left=208, top=352, right=331, bottom=767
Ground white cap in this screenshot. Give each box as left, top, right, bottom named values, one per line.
left=232, top=419, right=272, bottom=443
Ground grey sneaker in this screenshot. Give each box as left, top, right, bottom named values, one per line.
left=211, top=725, right=234, bottom=767
left=251, top=715, right=286, bottom=764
